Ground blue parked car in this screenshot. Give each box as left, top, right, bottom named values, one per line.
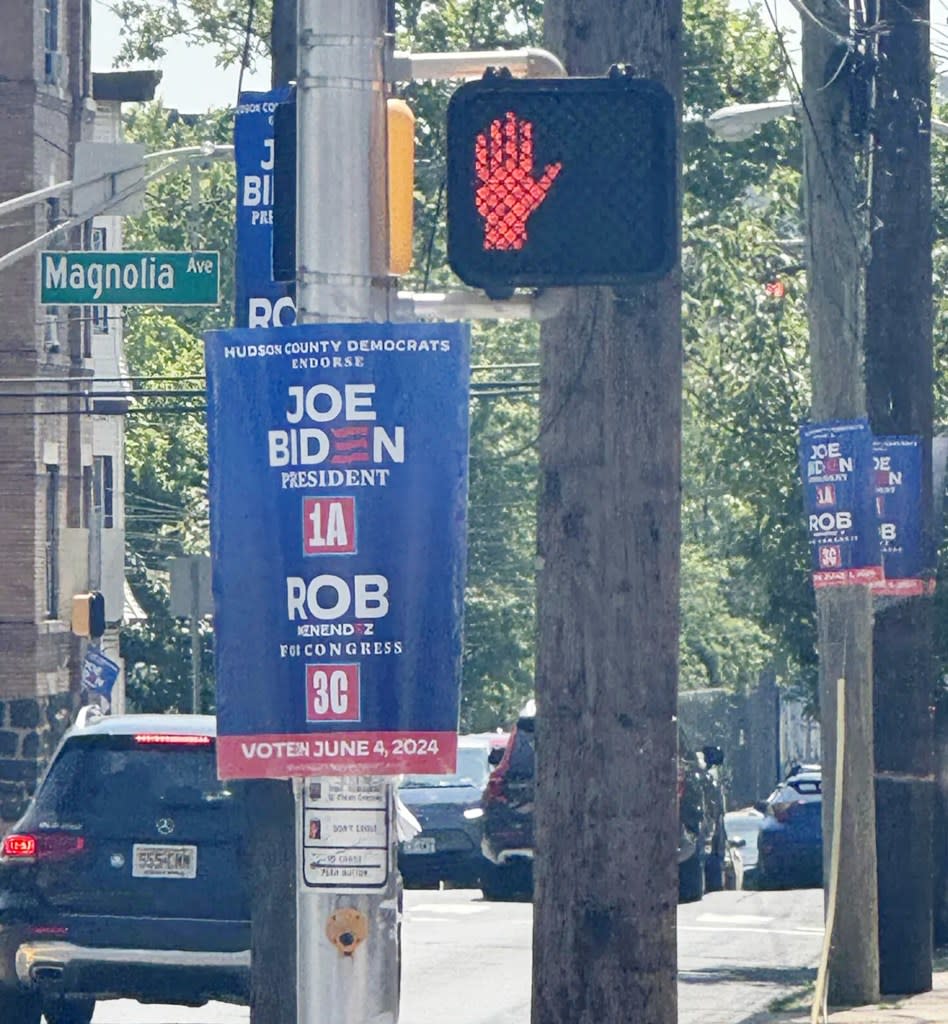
left=397, top=733, right=507, bottom=889
left=756, top=767, right=823, bottom=888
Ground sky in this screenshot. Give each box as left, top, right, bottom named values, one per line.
left=89, top=1, right=948, bottom=114
left=90, top=0, right=269, bottom=112
left=89, top=0, right=806, bottom=114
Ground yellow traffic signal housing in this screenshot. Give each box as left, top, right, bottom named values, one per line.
left=387, top=97, right=415, bottom=276
left=72, top=592, right=106, bottom=638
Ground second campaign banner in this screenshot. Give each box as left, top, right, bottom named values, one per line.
left=205, top=322, right=470, bottom=779
left=234, top=88, right=296, bottom=329
left=800, top=420, right=932, bottom=594
left=799, top=418, right=882, bottom=588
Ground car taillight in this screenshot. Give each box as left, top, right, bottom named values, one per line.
left=483, top=774, right=508, bottom=805
left=2, top=832, right=86, bottom=862
left=3, top=834, right=36, bottom=859
left=771, top=800, right=805, bottom=823
left=134, top=733, right=212, bottom=745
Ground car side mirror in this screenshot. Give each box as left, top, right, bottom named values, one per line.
left=487, top=747, right=505, bottom=766
left=702, top=745, right=724, bottom=767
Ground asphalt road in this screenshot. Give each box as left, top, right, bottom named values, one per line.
left=89, top=886, right=822, bottom=1023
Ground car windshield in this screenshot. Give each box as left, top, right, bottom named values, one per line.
left=400, top=745, right=490, bottom=789
left=507, top=724, right=535, bottom=778
left=788, top=777, right=822, bottom=797
left=32, top=734, right=238, bottom=829
left=771, top=776, right=822, bottom=804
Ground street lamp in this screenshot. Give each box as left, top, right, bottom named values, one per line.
left=706, top=99, right=948, bottom=139
left=704, top=100, right=797, bottom=141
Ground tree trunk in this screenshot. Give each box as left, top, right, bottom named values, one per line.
left=271, top=0, right=297, bottom=90
left=801, top=0, right=879, bottom=1006
left=246, top=10, right=299, bottom=1023
left=532, top=4, right=682, bottom=1023
left=244, top=780, right=297, bottom=1024
left=864, top=0, right=934, bottom=995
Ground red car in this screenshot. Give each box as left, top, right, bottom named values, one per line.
left=480, top=701, right=729, bottom=903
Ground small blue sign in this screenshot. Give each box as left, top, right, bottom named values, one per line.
left=234, top=89, right=297, bottom=329
left=873, top=436, right=932, bottom=596
left=799, top=419, right=882, bottom=588
left=205, top=322, right=470, bottom=779
left=80, top=647, right=120, bottom=700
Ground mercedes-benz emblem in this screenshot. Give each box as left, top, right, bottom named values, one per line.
left=156, top=817, right=175, bottom=836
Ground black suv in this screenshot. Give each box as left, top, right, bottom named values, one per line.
left=677, top=727, right=728, bottom=902
left=0, top=711, right=250, bottom=1023
left=480, top=702, right=728, bottom=902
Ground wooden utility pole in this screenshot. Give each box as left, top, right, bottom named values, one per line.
left=532, top=2, right=681, bottom=1022
left=244, top=780, right=296, bottom=1023
left=245, top=5, right=298, bottom=1023
left=800, top=0, right=879, bottom=1007
left=271, top=0, right=297, bottom=89
left=864, top=0, right=934, bottom=996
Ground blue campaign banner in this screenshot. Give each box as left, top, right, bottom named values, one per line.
left=234, top=89, right=297, bottom=329
left=873, top=436, right=932, bottom=597
left=205, top=323, right=470, bottom=778
left=80, top=647, right=120, bottom=701
left=799, top=419, right=882, bottom=588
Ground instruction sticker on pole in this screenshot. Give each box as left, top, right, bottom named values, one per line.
left=205, top=322, right=470, bottom=779
left=799, top=419, right=881, bottom=588
left=300, top=778, right=389, bottom=891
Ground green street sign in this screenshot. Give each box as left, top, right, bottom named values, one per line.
left=40, top=250, right=220, bottom=306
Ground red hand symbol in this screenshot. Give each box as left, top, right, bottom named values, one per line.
left=475, top=111, right=562, bottom=251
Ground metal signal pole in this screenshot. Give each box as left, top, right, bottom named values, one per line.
left=294, top=3, right=400, bottom=1023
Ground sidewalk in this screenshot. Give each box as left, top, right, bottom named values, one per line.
left=757, top=966, right=948, bottom=1024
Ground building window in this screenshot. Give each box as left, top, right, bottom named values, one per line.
left=46, top=197, right=61, bottom=232
left=90, top=306, right=110, bottom=335
left=93, top=455, right=114, bottom=529
left=88, top=229, right=110, bottom=335
left=44, top=0, right=62, bottom=84
left=44, top=0, right=59, bottom=52
left=45, top=466, right=59, bottom=618
left=81, top=465, right=92, bottom=528
left=44, top=306, right=60, bottom=353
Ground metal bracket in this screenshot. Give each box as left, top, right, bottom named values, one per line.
left=387, top=46, right=566, bottom=83
left=394, top=287, right=569, bottom=322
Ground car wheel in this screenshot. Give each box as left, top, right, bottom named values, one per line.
left=481, top=862, right=532, bottom=901
left=704, top=816, right=728, bottom=893
left=704, top=851, right=726, bottom=893
left=0, top=987, right=41, bottom=1024
left=678, top=851, right=705, bottom=903
left=43, top=997, right=96, bottom=1024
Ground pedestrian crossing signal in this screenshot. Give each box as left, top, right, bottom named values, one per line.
left=446, top=72, right=677, bottom=295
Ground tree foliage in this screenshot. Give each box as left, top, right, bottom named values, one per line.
left=114, top=0, right=822, bottom=726
left=119, top=105, right=234, bottom=711
left=107, top=0, right=270, bottom=69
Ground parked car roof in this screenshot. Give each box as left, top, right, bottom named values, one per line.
left=460, top=731, right=509, bottom=749
left=70, top=711, right=218, bottom=738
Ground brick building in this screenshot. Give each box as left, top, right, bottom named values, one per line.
left=0, top=2, right=155, bottom=821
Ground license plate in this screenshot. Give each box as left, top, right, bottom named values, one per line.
left=403, top=836, right=436, bottom=854
left=132, top=844, right=197, bottom=879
